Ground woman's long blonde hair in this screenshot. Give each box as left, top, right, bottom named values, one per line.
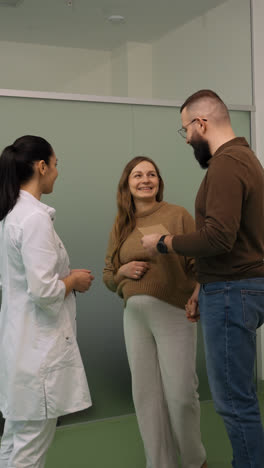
left=111, top=156, right=164, bottom=271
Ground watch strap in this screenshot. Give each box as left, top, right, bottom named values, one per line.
left=157, top=234, right=168, bottom=254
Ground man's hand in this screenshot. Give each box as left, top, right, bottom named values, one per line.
left=141, top=234, right=161, bottom=256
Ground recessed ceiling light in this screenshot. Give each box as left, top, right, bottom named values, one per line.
left=107, top=15, right=125, bottom=24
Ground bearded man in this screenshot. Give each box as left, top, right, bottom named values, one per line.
left=142, top=89, right=264, bottom=468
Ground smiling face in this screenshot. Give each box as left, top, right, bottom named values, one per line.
left=128, top=160, right=159, bottom=203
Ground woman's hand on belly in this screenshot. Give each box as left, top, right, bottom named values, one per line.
left=116, top=261, right=149, bottom=281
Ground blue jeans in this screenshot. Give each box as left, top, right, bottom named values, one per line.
left=199, top=278, right=264, bottom=468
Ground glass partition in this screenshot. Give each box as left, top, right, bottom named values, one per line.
left=0, top=95, right=251, bottom=424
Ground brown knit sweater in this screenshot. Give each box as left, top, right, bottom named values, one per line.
left=172, top=137, right=264, bottom=283
left=103, top=202, right=195, bottom=309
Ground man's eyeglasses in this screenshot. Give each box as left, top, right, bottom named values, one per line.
left=178, top=118, right=207, bottom=139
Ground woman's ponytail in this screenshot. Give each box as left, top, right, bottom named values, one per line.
left=0, top=135, right=53, bottom=221
left=0, top=145, right=20, bottom=221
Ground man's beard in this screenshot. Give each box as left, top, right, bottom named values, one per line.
left=190, top=136, right=212, bottom=169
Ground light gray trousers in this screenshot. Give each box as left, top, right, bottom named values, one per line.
left=124, top=295, right=206, bottom=468
left=0, top=418, right=57, bottom=468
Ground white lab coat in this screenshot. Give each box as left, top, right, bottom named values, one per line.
left=0, top=190, right=91, bottom=420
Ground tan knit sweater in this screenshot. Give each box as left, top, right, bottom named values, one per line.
left=103, top=202, right=196, bottom=310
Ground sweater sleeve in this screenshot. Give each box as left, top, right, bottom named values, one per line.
left=172, top=156, right=245, bottom=257
left=103, top=229, right=119, bottom=292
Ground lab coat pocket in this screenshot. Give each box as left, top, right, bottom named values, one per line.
left=39, top=325, right=78, bottom=370
left=58, top=326, right=79, bottom=365
left=44, top=364, right=91, bottom=417
left=43, top=327, right=91, bottom=417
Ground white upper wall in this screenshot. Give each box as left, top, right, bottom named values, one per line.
left=0, top=41, right=111, bottom=95
left=110, top=42, right=152, bottom=98
left=152, top=0, right=252, bottom=105
left=252, top=0, right=264, bottom=163
left=0, top=0, right=252, bottom=105
left=111, top=44, right=128, bottom=97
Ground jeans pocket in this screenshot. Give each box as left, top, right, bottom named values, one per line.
left=201, top=284, right=225, bottom=295
left=241, top=289, right=264, bottom=332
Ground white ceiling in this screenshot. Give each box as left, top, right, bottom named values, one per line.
left=0, top=0, right=228, bottom=50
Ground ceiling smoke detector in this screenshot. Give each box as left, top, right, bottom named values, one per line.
left=0, top=0, right=23, bottom=6
left=107, top=15, right=125, bottom=24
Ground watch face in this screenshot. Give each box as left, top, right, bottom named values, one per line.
left=157, top=237, right=168, bottom=254
left=157, top=242, right=164, bottom=253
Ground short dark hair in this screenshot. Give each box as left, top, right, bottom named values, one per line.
left=180, top=89, right=227, bottom=113
left=0, top=135, right=53, bottom=220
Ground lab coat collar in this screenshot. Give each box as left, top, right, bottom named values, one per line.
left=20, top=190, right=56, bottom=222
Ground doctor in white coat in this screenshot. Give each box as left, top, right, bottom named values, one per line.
left=0, top=135, right=93, bottom=468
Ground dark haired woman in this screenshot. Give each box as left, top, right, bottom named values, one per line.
left=103, top=156, right=207, bottom=468
left=0, top=135, right=93, bottom=468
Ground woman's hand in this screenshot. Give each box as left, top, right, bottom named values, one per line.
left=63, top=269, right=94, bottom=296
left=71, top=269, right=94, bottom=292
left=116, top=261, right=149, bottom=281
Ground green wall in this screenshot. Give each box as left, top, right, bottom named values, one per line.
left=0, top=96, right=251, bottom=423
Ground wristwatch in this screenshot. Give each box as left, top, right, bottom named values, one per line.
left=156, top=235, right=168, bottom=254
